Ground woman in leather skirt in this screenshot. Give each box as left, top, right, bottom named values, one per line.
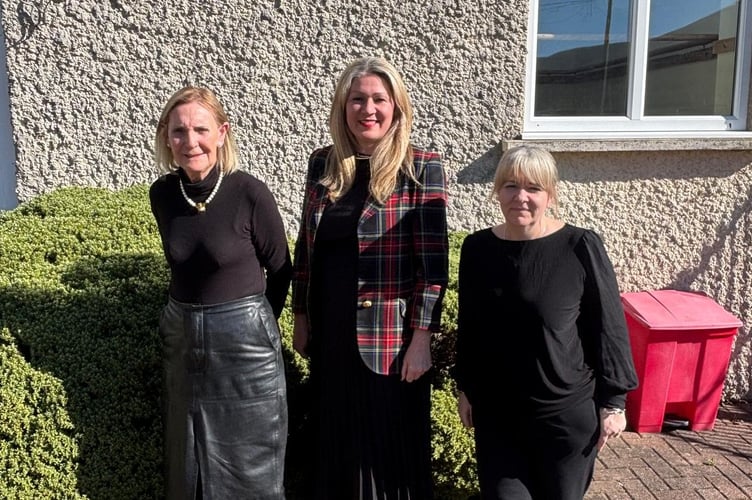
left=150, top=86, right=292, bottom=499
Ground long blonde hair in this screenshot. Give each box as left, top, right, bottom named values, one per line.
left=323, top=57, right=416, bottom=204
left=154, top=86, right=239, bottom=174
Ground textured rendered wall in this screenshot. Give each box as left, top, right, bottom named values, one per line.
left=555, top=151, right=752, bottom=402
left=1, top=0, right=751, bottom=400
left=0, top=0, right=527, bottom=228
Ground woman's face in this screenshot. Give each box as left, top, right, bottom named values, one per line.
left=496, top=176, right=551, bottom=229
left=167, top=101, right=228, bottom=182
left=345, top=74, right=395, bottom=155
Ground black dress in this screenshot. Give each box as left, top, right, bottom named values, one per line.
left=306, top=160, right=433, bottom=500
left=454, top=225, right=638, bottom=499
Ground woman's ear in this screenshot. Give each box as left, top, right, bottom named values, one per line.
left=218, top=122, right=229, bottom=143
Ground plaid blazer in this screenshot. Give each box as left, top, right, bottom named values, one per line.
left=292, top=146, right=449, bottom=375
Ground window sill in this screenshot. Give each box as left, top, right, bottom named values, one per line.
left=505, top=133, right=752, bottom=152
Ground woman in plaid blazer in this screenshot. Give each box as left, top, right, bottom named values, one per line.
left=291, top=57, right=449, bottom=499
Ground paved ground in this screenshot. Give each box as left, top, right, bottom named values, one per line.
left=586, top=403, right=752, bottom=499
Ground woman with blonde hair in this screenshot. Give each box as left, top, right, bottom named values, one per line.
left=292, top=57, right=449, bottom=499
left=453, top=145, right=637, bottom=499
left=151, top=86, right=291, bottom=499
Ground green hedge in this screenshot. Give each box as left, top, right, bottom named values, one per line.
left=0, top=186, right=476, bottom=499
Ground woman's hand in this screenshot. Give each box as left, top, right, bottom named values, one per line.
left=597, top=408, right=627, bottom=451
left=401, top=328, right=432, bottom=382
left=458, top=391, right=473, bottom=428
left=293, top=313, right=310, bottom=359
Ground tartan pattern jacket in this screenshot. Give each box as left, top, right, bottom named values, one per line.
left=292, top=146, right=449, bottom=375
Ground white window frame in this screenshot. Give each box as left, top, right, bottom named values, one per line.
left=523, top=0, right=752, bottom=139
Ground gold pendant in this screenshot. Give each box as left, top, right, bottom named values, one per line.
left=196, top=203, right=206, bottom=212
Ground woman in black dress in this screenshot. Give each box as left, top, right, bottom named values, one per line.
left=453, top=145, right=638, bottom=499
left=291, top=57, right=448, bottom=499
left=150, top=86, right=291, bottom=499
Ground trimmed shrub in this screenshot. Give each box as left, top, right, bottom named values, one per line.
left=0, top=186, right=166, bottom=499
left=431, top=381, right=477, bottom=499
left=0, top=186, right=477, bottom=499
left=0, top=327, right=82, bottom=499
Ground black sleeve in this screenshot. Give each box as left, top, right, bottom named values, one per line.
left=148, top=177, right=165, bottom=228
left=453, top=233, right=483, bottom=402
left=577, top=230, right=639, bottom=409
left=148, top=176, right=170, bottom=261
left=250, top=181, right=292, bottom=319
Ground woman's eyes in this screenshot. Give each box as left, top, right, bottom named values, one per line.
left=350, top=96, right=389, bottom=104
left=504, top=183, right=543, bottom=192
left=171, top=127, right=209, bottom=136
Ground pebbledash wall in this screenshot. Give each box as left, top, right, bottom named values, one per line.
left=1, top=0, right=752, bottom=401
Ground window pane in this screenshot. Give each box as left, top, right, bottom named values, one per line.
left=645, top=0, right=740, bottom=115
left=535, top=0, right=632, bottom=116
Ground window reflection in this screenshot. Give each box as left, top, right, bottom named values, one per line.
left=534, top=0, right=740, bottom=118
left=645, top=0, right=739, bottom=115
left=535, top=0, right=631, bottom=116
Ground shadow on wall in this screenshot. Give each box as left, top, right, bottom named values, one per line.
left=454, top=143, right=505, bottom=186
left=0, top=254, right=168, bottom=498
left=671, top=171, right=752, bottom=401
left=456, top=143, right=752, bottom=186
left=672, top=170, right=752, bottom=290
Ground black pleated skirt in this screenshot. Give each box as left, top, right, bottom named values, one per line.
left=160, top=294, right=287, bottom=500
left=304, top=233, right=433, bottom=500
left=306, top=336, right=433, bottom=500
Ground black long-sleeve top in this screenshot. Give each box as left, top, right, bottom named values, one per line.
left=453, top=224, right=638, bottom=416
left=149, top=166, right=292, bottom=317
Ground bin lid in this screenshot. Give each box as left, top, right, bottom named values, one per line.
left=621, top=290, right=742, bottom=331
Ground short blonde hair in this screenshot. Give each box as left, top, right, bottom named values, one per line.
left=154, top=86, right=239, bottom=174
left=492, top=145, right=559, bottom=215
left=323, top=57, right=415, bottom=203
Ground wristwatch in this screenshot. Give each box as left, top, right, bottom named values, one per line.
left=600, top=407, right=626, bottom=416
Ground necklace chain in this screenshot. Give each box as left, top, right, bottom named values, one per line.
left=503, top=220, right=548, bottom=240
left=179, top=169, right=224, bottom=213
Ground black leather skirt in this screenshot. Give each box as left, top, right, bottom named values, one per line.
left=159, top=294, right=287, bottom=499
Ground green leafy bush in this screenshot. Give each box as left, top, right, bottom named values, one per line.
left=0, top=327, right=82, bottom=499
left=0, top=187, right=477, bottom=499
left=0, top=187, right=166, bottom=499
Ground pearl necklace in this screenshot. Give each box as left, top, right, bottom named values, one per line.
left=179, top=169, right=224, bottom=213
